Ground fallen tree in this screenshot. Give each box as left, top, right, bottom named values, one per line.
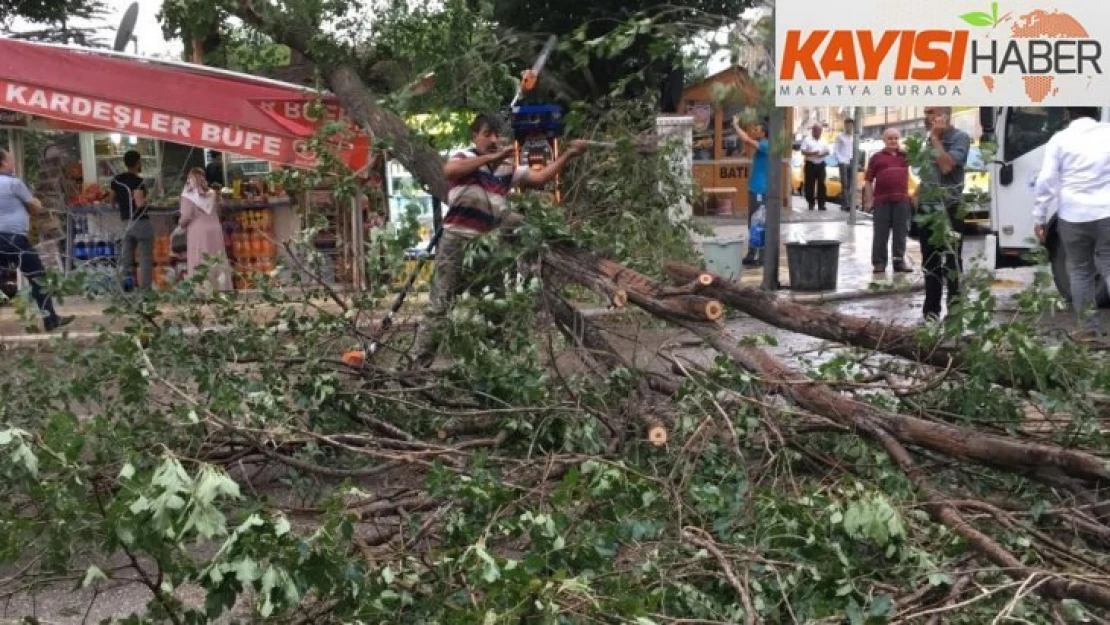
left=3, top=224, right=1110, bottom=623
left=542, top=242, right=1110, bottom=612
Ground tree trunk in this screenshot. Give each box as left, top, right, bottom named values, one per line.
left=664, top=261, right=960, bottom=369
left=232, top=2, right=449, bottom=201
left=546, top=247, right=723, bottom=322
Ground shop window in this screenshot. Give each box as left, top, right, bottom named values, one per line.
left=1003, top=107, right=1068, bottom=162
left=722, top=104, right=744, bottom=158
left=687, top=101, right=714, bottom=161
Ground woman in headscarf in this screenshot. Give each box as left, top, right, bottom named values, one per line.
left=177, top=167, right=232, bottom=292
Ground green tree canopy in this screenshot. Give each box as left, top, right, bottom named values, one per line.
left=489, top=0, right=756, bottom=110
left=0, top=0, right=104, bottom=23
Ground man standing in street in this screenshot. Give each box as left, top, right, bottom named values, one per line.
left=800, top=123, right=830, bottom=210
left=1033, top=106, right=1110, bottom=339
left=834, top=119, right=856, bottom=212
left=0, top=149, right=73, bottom=332
left=918, top=106, right=971, bottom=322
left=112, top=150, right=154, bottom=292
left=864, top=128, right=913, bottom=275
left=732, top=115, right=769, bottom=266
left=411, top=113, right=587, bottom=368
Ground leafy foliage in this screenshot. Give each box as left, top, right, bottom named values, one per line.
left=492, top=0, right=756, bottom=107
left=1, top=2, right=1107, bottom=624
left=0, top=0, right=104, bottom=24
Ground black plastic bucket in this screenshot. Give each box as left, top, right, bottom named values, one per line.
left=785, top=240, right=840, bottom=292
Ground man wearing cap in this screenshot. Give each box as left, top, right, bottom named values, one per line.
left=411, top=112, right=587, bottom=367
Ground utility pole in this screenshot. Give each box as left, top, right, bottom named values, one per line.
left=762, top=3, right=781, bottom=291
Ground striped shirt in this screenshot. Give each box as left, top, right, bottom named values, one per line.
left=444, top=147, right=527, bottom=236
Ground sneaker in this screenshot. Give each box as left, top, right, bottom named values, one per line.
left=44, top=315, right=75, bottom=332
left=893, top=262, right=913, bottom=273
left=742, top=255, right=760, bottom=267
left=873, top=265, right=886, bottom=274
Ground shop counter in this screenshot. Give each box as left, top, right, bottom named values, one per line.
left=67, top=197, right=294, bottom=216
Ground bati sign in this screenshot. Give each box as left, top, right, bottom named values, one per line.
left=775, top=0, right=1107, bottom=105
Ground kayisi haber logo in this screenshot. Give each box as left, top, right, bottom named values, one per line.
left=778, top=2, right=1102, bottom=103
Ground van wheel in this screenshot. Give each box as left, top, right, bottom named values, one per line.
left=1048, top=229, right=1110, bottom=308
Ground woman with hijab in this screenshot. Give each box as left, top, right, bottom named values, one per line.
left=176, top=167, right=232, bottom=292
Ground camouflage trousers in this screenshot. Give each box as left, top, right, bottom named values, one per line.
left=411, top=211, right=525, bottom=366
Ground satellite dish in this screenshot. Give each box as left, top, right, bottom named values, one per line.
left=113, top=2, right=139, bottom=52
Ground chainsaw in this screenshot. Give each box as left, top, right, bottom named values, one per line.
left=510, top=35, right=557, bottom=109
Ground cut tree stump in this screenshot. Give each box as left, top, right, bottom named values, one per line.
left=546, top=246, right=724, bottom=322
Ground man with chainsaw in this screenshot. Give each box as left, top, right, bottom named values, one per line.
left=411, top=113, right=587, bottom=367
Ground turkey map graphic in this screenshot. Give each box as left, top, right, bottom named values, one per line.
left=968, top=6, right=1095, bottom=103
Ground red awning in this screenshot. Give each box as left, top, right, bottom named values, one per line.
left=0, top=39, right=370, bottom=170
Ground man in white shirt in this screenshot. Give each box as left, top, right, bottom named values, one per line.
left=799, top=124, right=830, bottom=210
left=1032, top=106, right=1110, bottom=338
left=834, top=119, right=856, bottom=211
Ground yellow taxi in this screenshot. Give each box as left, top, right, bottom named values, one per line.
left=791, top=153, right=846, bottom=200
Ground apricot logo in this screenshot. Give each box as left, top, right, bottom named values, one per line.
left=777, top=1, right=1103, bottom=104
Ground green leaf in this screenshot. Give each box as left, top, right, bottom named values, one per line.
left=183, top=504, right=228, bottom=540
left=194, top=467, right=241, bottom=504
left=868, top=593, right=894, bottom=617
left=129, top=495, right=150, bottom=515
left=232, top=558, right=261, bottom=584
left=928, top=572, right=953, bottom=587
left=273, top=515, right=291, bottom=537
left=14, top=444, right=38, bottom=478
left=846, top=600, right=864, bottom=625
left=118, top=462, right=135, bottom=481
left=260, top=566, right=281, bottom=617
left=959, top=12, right=995, bottom=27
left=81, top=565, right=107, bottom=588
